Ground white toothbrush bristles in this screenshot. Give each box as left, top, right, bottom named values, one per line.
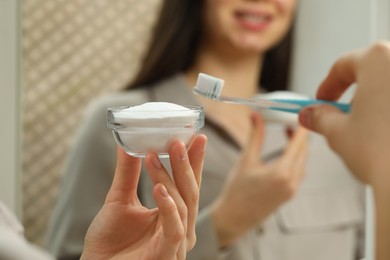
left=194, top=73, right=224, bottom=100
left=193, top=73, right=307, bottom=112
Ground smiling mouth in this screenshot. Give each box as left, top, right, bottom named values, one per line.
left=235, top=11, right=272, bottom=29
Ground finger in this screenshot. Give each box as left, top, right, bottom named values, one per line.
left=187, top=134, right=207, bottom=188
left=105, top=146, right=142, bottom=204
left=316, top=50, right=361, bottom=101
left=145, top=153, right=187, bottom=220
left=275, top=126, right=307, bottom=181
left=176, top=240, right=187, bottom=260
left=242, top=112, right=265, bottom=163
left=169, top=140, right=202, bottom=250
left=281, top=126, right=308, bottom=162
left=285, top=126, right=294, bottom=140
left=299, top=105, right=349, bottom=153
left=153, top=184, right=184, bottom=259
left=292, top=135, right=308, bottom=185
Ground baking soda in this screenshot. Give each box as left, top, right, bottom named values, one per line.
left=110, top=102, right=202, bottom=156
left=114, top=102, right=198, bottom=126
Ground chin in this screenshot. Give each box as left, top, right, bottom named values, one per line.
left=233, top=38, right=273, bottom=54
left=239, top=45, right=265, bottom=53
left=232, top=31, right=282, bottom=52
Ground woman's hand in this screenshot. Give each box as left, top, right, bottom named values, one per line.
left=211, top=112, right=308, bottom=247
left=80, top=135, right=207, bottom=260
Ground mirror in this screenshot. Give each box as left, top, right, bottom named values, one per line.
left=1, top=0, right=389, bottom=255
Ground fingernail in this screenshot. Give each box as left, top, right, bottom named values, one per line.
left=299, top=107, right=313, bottom=129
left=250, top=113, right=257, bottom=126
left=202, top=142, right=207, bottom=153
left=177, top=143, right=187, bottom=161
left=152, top=155, right=162, bottom=169
left=160, top=185, right=169, bottom=198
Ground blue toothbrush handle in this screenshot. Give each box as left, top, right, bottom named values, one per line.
left=269, top=99, right=351, bottom=114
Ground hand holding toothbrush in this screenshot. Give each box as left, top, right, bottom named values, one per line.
left=298, top=41, right=390, bottom=260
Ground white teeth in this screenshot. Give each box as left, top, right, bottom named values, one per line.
left=241, top=14, right=266, bottom=24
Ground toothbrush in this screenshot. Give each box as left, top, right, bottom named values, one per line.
left=193, top=73, right=350, bottom=114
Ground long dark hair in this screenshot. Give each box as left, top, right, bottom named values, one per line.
left=127, top=0, right=294, bottom=92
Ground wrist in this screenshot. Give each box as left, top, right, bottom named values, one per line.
left=210, top=199, right=244, bottom=248
left=371, top=171, right=390, bottom=260
left=370, top=167, right=390, bottom=196
left=372, top=176, right=390, bottom=210
left=80, top=251, right=113, bottom=260
left=80, top=241, right=113, bottom=260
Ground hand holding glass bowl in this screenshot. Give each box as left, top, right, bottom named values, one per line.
left=107, top=102, right=205, bottom=158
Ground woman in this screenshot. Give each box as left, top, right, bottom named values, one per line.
left=46, top=1, right=365, bottom=259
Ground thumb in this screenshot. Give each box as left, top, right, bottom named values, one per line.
left=299, top=105, right=348, bottom=147
left=105, top=147, right=142, bottom=204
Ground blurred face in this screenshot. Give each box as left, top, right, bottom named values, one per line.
left=203, top=0, right=297, bottom=53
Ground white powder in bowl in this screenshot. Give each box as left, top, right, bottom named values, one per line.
left=117, top=102, right=192, bottom=117
left=114, top=102, right=198, bottom=126
left=110, top=102, right=203, bottom=157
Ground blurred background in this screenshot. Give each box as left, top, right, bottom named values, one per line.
left=1, top=0, right=389, bottom=251
left=19, top=0, right=162, bottom=245
left=2, top=0, right=162, bottom=246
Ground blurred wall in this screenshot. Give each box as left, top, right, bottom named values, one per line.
left=21, top=0, right=161, bottom=245
left=0, top=0, right=20, bottom=213
left=375, top=0, right=390, bottom=40
left=290, top=0, right=372, bottom=97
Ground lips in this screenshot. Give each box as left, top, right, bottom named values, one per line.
left=235, top=10, right=272, bottom=31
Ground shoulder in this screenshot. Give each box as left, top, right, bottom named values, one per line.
left=83, top=89, right=150, bottom=125
left=88, top=89, right=150, bottom=114
left=0, top=227, right=54, bottom=260
left=83, top=74, right=183, bottom=125
left=0, top=201, right=23, bottom=235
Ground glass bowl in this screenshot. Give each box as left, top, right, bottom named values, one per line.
left=107, top=104, right=204, bottom=158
